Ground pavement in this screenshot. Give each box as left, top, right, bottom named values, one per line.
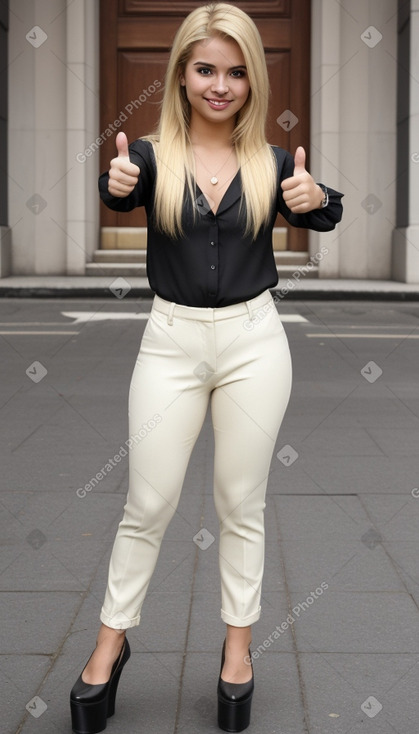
left=1, top=295, right=419, bottom=734
left=1, top=275, right=419, bottom=299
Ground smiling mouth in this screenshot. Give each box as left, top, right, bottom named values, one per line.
left=205, top=98, right=232, bottom=105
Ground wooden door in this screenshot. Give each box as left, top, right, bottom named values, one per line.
left=100, top=0, right=310, bottom=250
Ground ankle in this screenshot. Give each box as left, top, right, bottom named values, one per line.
left=225, top=632, right=252, bottom=653
left=96, top=626, right=125, bottom=647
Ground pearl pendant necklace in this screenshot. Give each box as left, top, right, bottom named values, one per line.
left=193, top=146, right=235, bottom=185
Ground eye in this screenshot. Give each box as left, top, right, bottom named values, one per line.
left=196, top=67, right=246, bottom=78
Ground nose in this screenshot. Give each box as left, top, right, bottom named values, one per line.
left=211, top=74, right=229, bottom=95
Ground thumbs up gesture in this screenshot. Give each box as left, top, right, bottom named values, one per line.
left=108, top=132, right=140, bottom=197
left=281, top=147, right=324, bottom=213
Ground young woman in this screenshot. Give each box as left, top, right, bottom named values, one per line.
left=70, top=3, right=343, bottom=732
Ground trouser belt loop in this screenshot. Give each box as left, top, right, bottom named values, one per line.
left=246, top=299, right=254, bottom=321
left=167, top=302, right=176, bottom=326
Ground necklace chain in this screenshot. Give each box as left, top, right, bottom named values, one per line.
left=192, top=146, right=235, bottom=185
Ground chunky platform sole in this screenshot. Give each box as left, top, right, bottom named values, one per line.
left=70, top=639, right=130, bottom=734
left=217, top=690, right=253, bottom=732
left=217, top=638, right=254, bottom=733
left=70, top=697, right=108, bottom=734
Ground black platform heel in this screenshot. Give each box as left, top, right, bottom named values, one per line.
left=217, top=638, right=254, bottom=732
left=70, top=637, right=131, bottom=734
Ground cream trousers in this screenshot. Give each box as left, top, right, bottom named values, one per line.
left=100, top=289, right=292, bottom=630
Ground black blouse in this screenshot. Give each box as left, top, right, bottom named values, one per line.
left=98, top=139, right=343, bottom=307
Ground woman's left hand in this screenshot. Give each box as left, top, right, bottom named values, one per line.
left=281, top=147, right=324, bottom=213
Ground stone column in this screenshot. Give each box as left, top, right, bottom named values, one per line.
left=0, top=0, right=11, bottom=276
left=392, top=0, right=419, bottom=282
left=9, top=0, right=67, bottom=274
left=310, top=0, right=397, bottom=280
left=8, top=0, right=99, bottom=275
left=65, top=0, right=99, bottom=275
left=310, top=0, right=341, bottom=276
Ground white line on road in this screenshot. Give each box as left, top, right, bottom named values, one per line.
left=307, top=333, right=419, bottom=338
left=60, top=311, right=308, bottom=324
left=0, top=330, right=79, bottom=335
left=61, top=311, right=150, bottom=323
left=0, top=322, right=77, bottom=326
left=280, top=314, right=307, bottom=322
left=0, top=313, right=308, bottom=329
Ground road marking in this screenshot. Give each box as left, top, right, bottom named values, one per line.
left=307, top=325, right=419, bottom=329
left=0, top=313, right=307, bottom=329
left=61, top=311, right=149, bottom=323
left=0, top=330, right=79, bottom=335
left=0, top=322, right=78, bottom=326
left=61, top=311, right=308, bottom=324
left=280, top=314, right=307, bottom=322
left=306, top=333, right=419, bottom=339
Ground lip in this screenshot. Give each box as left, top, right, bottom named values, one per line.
left=204, top=98, right=232, bottom=110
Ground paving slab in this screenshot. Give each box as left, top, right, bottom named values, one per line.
left=187, top=592, right=295, bottom=653
left=2, top=298, right=419, bottom=734
left=130, top=590, right=192, bottom=652
left=297, top=652, right=419, bottom=734
left=381, top=542, right=419, bottom=606
left=19, top=650, right=183, bottom=734
left=268, top=455, right=419, bottom=495
left=0, top=592, right=83, bottom=655
left=273, top=495, right=369, bottom=540
left=359, top=494, right=419, bottom=542
left=0, top=539, right=107, bottom=592
left=2, top=654, right=53, bottom=734
left=363, top=427, right=419, bottom=456
left=282, top=394, right=419, bottom=429
left=289, top=591, right=419, bottom=653
left=177, top=651, right=306, bottom=734
left=279, top=538, right=408, bottom=593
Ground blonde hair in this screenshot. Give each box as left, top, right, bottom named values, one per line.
left=142, top=2, right=277, bottom=240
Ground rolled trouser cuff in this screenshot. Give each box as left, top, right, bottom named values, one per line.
left=100, top=608, right=141, bottom=630
left=220, top=606, right=261, bottom=627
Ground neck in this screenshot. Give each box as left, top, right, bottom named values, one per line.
left=188, top=109, right=235, bottom=149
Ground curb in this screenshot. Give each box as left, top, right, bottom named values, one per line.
left=0, top=287, right=419, bottom=300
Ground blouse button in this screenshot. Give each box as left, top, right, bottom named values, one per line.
left=210, top=241, right=216, bottom=246
left=210, top=264, right=216, bottom=270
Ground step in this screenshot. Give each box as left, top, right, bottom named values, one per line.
left=100, top=227, right=289, bottom=250
left=86, top=249, right=318, bottom=278
left=274, top=251, right=313, bottom=266
left=86, top=262, right=147, bottom=276
left=277, top=264, right=318, bottom=278
left=93, top=249, right=147, bottom=263
left=85, top=261, right=318, bottom=278
left=90, top=249, right=312, bottom=266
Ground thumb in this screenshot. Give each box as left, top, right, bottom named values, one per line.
left=293, top=146, right=306, bottom=175
left=116, top=131, right=129, bottom=158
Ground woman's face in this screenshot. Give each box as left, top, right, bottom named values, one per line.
left=180, top=35, right=250, bottom=125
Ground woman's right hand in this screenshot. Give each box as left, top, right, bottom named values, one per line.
left=108, top=132, right=140, bottom=197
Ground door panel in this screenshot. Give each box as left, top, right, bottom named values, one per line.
left=100, top=0, right=310, bottom=250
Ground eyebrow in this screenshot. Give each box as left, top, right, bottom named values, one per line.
left=193, top=61, right=247, bottom=70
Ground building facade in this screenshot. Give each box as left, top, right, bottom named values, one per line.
left=1, top=0, right=418, bottom=281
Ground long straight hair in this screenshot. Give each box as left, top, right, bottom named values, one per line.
left=142, top=2, right=277, bottom=240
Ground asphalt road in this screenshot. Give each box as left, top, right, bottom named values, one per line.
left=1, top=297, right=419, bottom=734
